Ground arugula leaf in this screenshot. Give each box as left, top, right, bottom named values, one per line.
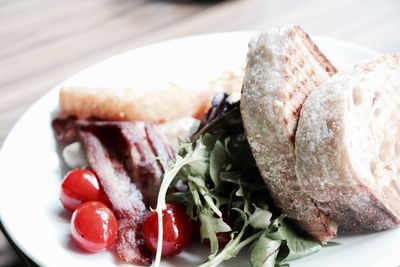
left=209, top=140, right=226, bottom=187
left=249, top=205, right=272, bottom=230
left=265, top=215, right=289, bottom=241
left=234, top=186, right=248, bottom=212
left=154, top=138, right=210, bottom=266
left=199, top=208, right=232, bottom=258
left=199, top=209, right=262, bottom=267
left=250, top=231, right=282, bottom=267
left=265, top=216, right=321, bottom=264
left=188, top=176, right=226, bottom=217
left=279, top=220, right=321, bottom=262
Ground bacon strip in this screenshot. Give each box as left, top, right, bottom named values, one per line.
left=144, top=122, right=175, bottom=168
left=76, top=121, right=174, bottom=207
left=79, top=128, right=152, bottom=265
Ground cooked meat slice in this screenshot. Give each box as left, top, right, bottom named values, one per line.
left=241, top=25, right=337, bottom=241
left=79, top=129, right=151, bottom=265
left=295, top=55, right=400, bottom=232
left=76, top=120, right=174, bottom=207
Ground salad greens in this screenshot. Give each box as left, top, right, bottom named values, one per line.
left=155, top=93, right=323, bottom=267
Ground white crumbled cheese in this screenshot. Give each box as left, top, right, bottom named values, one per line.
left=227, top=91, right=241, bottom=103
left=62, top=142, right=88, bottom=168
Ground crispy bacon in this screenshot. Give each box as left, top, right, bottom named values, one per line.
left=53, top=118, right=175, bottom=265
left=76, top=121, right=174, bottom=207
left=144, top=122, right=175, bottom=167
left=79, top=129, right=151, bottom=265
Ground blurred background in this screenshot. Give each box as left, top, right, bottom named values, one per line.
left=1, top=0, right=399, bottom=266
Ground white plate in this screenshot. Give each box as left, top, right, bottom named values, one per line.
left=0, top=32, right=396, bottom=267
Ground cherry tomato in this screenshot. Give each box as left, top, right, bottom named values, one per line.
left=143, top=203, right=192, bottom=257
left=60, top=169, right=111, bottom=211
left=71, top=201, right=118, bottom=253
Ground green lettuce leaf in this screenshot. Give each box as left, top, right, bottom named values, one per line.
left=249, top=205, right=272, bottom=230
left=250, top=231, right=282, bottom=267
left=268, top=217, right=321, bottom=263
left=209, top=140, right=226, bottom=187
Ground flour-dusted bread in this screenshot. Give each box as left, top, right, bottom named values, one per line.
left=241, top=25, right=338, bottom=241
left=295, top=55, right=400, bottom=232
left=59, top=68, right=244, bottom=123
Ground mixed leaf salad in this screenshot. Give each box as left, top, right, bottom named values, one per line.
left=155, top=93, right=327, bottom=267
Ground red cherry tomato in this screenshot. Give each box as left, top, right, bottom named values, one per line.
left=143, top=203, right=192, bottom=257
left=71, top=201, right=118, bottom=253
left=60, top=169, right=111, bottom=211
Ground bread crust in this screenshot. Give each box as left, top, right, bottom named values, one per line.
left=295, top=55, right=400, bottom=232
left=241, top=25, right=337, bottom=241
left=60, top=86, right=208, bottom=123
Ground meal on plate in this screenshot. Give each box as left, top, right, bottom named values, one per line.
left=51, top=24, right=400, bottom=267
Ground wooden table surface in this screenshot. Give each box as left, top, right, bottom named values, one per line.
left=0, top=0, right=399, bottom=266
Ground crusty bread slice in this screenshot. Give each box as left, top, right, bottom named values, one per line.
left=59, top=69, right=244, bottom=123
left=60, top=86, right=209, bottom=123
left=241, top=25, right=337, bottom=241
left=295, top=55, right=400, bottom=232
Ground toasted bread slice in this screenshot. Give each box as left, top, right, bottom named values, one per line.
left=241, top=25, right=337, bottom=241
left=295, top=55, right=400, bottom=232
left=59, top=69, right=244, bottom=123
